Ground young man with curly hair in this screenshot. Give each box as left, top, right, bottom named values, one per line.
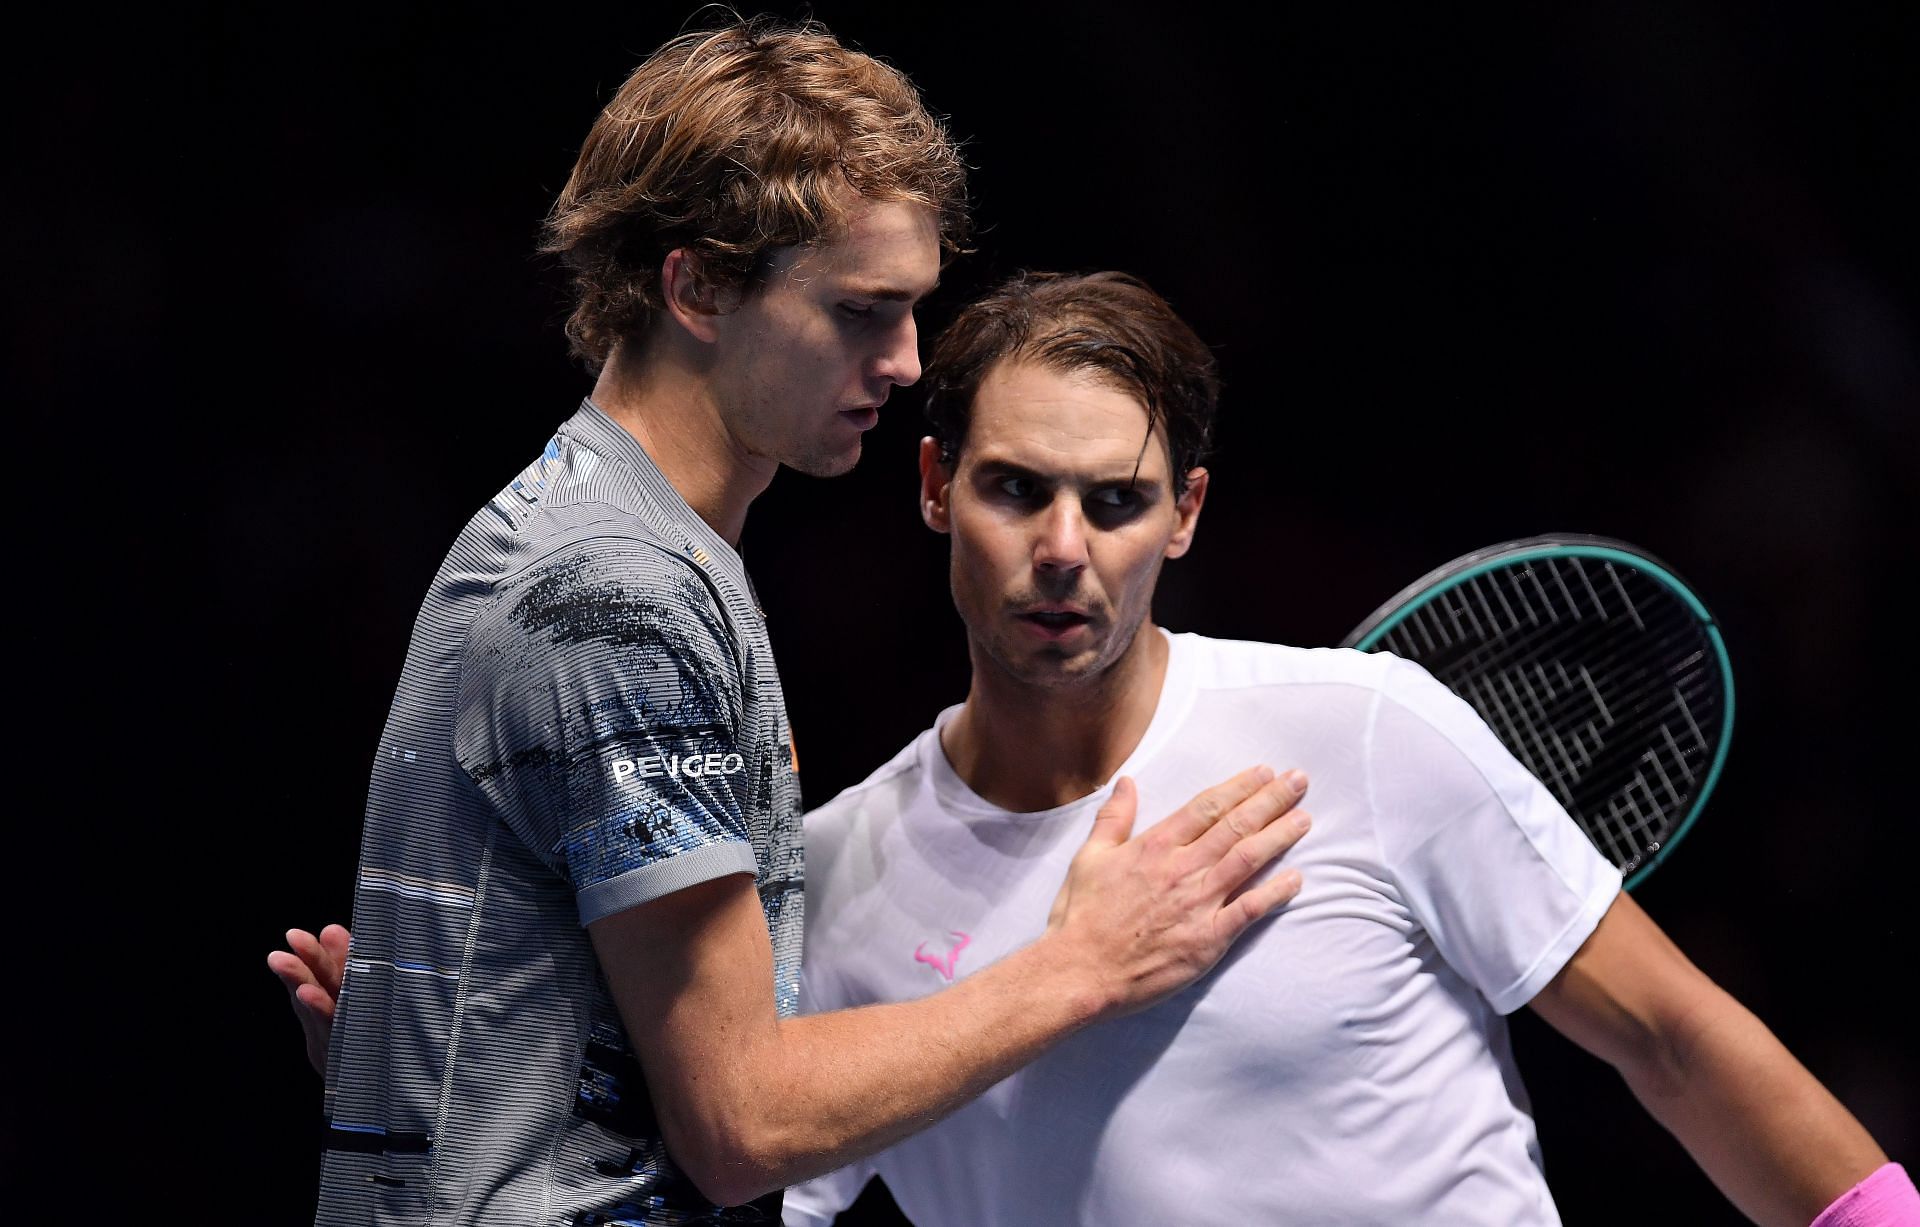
left=272, top=20, right=1314, bottom=1227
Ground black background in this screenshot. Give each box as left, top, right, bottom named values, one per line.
left=11, top=1, right=1916, bottom=1221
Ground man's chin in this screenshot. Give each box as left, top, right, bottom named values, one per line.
left=994, top=639, right=1109, bottom=689
left=786, top=441, right=862, bottom=479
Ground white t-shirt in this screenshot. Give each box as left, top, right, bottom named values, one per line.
left=785, top=632, right=1621, bottom=1227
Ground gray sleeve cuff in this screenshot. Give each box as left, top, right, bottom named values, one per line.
left=575, top=841, right=760, bottom=926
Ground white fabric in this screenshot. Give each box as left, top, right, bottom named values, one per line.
left=785, top=631, right=1621, bottom=1227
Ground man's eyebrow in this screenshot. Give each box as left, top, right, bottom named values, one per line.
left=972, top=457, right=1165, bottom=489
left=842, top=278, right=941, bottom=302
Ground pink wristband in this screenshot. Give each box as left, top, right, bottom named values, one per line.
left=1810, top=1164, right=1920, bottom=1227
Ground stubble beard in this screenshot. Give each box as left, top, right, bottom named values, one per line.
left=785, top=437, right=862, bottom=478
left=975, top=602, right=1146, bottom=696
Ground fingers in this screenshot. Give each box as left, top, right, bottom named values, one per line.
left=285, top=926, right=348, bottom=994
left=1217, top=866, right=1307, bottom=940
left=269, top=929, right=345, bottom=1077
left=293, top=981, right=338, bottom=1021
left=1201, top=804, right=1312, bottom=899
left=285, top=927, right=323, bottom=964
left=1082, top=776, right=1139, bottom=850
left=1158, top=765, right=1277, bottom=844
left=267, top=948, right=318, bottom=994
left=269, top=947, right=340, bottom=1019
left=271, top=926, right=349, bottom=1008
left=317, top=924, right=351, bottom=994
left=1048, top=766, right=1313, bottom=1022
left=1190, top=770, right=1309, bottom=862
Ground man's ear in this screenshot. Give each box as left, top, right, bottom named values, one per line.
left=918, top=436, right=953, bottom=534
left=1165, top=467, right=1209, bottom=559
left=659, top=248, right=736, bottom=343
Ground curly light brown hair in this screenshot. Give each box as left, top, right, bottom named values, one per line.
left=541, top=16, right=970, bottom=370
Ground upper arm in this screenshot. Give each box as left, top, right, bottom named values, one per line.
left=1533, top=897, right=1894, bottom=1226
left=1528, top=891, right=1724, bottom=1082
left=588, top=872, right=784, bottom=1204
left=458, top=539, right=775, bottom=1201
left=455, top=538, right=757, bottom=920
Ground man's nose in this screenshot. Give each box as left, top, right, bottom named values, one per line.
left=1033, top=496, right=1089, bottom=574
left=873, top=313, right=921, bottom=387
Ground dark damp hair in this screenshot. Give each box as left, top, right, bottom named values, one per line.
left=922, top=271, right=1219, bottom=495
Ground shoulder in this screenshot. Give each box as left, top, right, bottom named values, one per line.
left=1178, top=631, right=1399, bottom=694
left=439, top=422, right=725, bottom=653
left=458, top=533, right=744, bottom=744
left=1171, top=633, right=1407, bottom=743
left=512, top=532, right=718, bottom=627
left=803, top=731, right=930, bottom=869
left=1365, top=650, right=1520, bottom=773
left=1176, top=632, right=1471, bottom=726
left=475, top=533, right=732, bottom=663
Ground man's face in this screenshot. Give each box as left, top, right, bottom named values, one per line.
left=707, top=200, right=940, bottom=477
left=922, top=360, right=1207, bottom=689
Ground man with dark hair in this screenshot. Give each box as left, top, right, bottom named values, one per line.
left=776, top=271, right=1911, bottom=1225
left=271, top=22, right=1313, bottom=1226
left=282, top=259, right=1916, bottom=1223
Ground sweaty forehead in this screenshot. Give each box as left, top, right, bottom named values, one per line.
left=963, top=360, right=1169, bottom=482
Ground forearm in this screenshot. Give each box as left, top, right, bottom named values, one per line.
left=766, top=938, right=1100, bottom=1192
left=666, top=935, right=1103, bottom=1205
left=605, top=767, right=1311, bottom=1206
left=1620, top=987, right=1885, bottom=1227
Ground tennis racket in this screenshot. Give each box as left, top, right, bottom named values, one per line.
left=1342, top=535, right=1733, bottom=889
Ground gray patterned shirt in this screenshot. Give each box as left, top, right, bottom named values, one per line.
left=317, top=401, right=803, bottom=1225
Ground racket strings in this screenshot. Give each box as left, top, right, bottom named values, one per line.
left=1394, top=559, right=1672, bottom=678
left=1434, top=607, right=1710, bottom=768
left=1375, top=558, right=1726, bottom=874
left=1381, top=589, right=1707, bottom=766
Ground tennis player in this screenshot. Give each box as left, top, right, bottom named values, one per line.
left=283, top=267, right=1914, bottom=1226
left=782, top=271, right=1913, bottom=1226
left=775, top=271, right=1913, bottom=1227
left=272, top=21, right=1316, bottom=1226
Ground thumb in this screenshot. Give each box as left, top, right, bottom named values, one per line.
left=1084, top=776, right=1138, bottom=849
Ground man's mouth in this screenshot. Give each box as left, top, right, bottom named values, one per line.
left=1018, top=608, right=1093, bottom=639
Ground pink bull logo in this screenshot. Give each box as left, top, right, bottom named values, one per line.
left=913, top=931, right=972, bottom=982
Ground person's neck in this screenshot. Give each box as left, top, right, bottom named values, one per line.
left=940, top=624, right=1170, bottom=813
left=588, top=340, right=774, bottom=547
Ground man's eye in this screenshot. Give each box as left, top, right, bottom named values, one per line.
left=1087, top=487, right=1147, bottom=525
left=837, top=303, right=875, bottom=320
left=998, top=476, right=1033, bottom=499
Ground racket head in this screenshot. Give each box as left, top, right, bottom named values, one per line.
left=1342, top=535, right=1734, bottom=889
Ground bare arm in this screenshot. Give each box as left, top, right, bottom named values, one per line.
left=590, top=767, right=1312, bottom=1207
left=1530, top=892, right=1887, bottom=1227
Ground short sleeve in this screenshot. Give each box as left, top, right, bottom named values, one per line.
left=455, top=537, right=759, bottom=925
left=1367, top=657, right=1622, bottom=1014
